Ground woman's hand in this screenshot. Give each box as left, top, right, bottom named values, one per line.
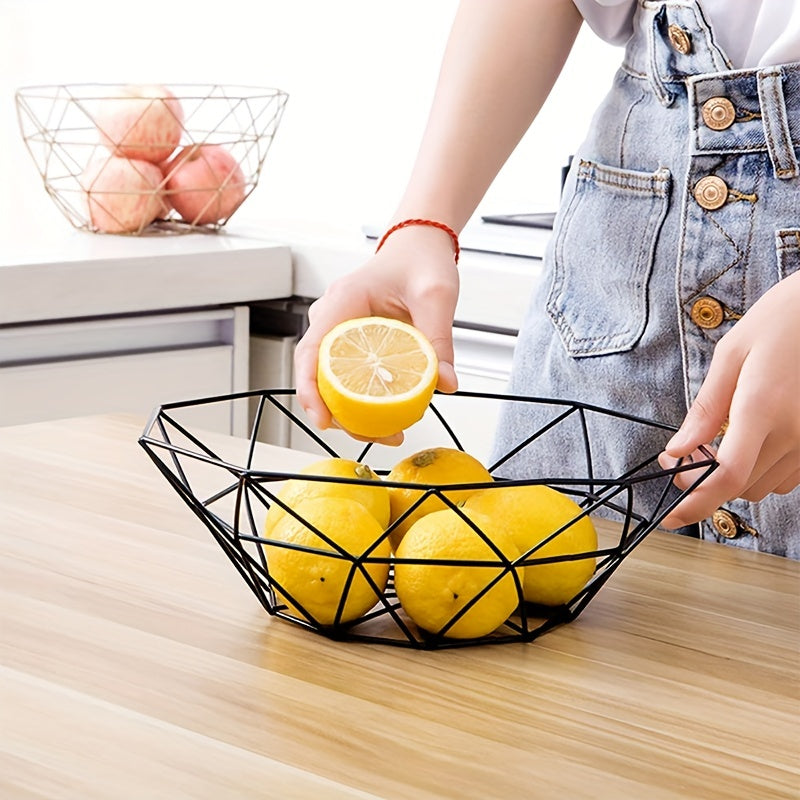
left=659, top=271, right=800, bottom=528
left=294, top=225, right=460, bottom=444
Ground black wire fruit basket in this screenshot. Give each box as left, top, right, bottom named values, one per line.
left=139, top=389, right=717, bottom=650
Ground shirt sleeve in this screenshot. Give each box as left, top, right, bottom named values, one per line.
left=572, top=0, right=637, bottom=46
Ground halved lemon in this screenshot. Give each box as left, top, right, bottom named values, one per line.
left=316, top=316, right=438, bottom=439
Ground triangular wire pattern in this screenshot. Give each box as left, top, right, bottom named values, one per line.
left=139, top=388, right=717, bottom=650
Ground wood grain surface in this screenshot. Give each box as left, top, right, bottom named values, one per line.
left=0, top=415, right=798, bottom=800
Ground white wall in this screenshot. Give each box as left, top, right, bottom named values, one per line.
left=0, top=0, right=623, bottom=242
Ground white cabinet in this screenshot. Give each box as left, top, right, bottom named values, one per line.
left=0, top=307, right=250, bottom=434
left=0, top=229, right=292, bottom=434
left=248, top=332, right=296, bottom=446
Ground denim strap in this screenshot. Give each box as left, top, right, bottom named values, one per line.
left=647, top=5, right=675, bottom=106
left=758, top=67, right=800, bottom=179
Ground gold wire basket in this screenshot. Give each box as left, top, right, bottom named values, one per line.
left=15, top=83, right=288, bottom=235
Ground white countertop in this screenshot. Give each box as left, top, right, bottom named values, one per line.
left=0, top=227, right=293, bottom=325
left=1, top=217, right=548, bottom=332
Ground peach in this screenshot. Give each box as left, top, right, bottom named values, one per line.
left=94, top=84, right=184, bottom=164
left=80, top=155, right=167, bottom=234
left=162, top=144, right=246, bottom=225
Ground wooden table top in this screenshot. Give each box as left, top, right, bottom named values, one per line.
left=1, top=414, right=798, bottom=800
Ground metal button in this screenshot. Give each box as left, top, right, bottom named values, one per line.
left=694, top=175, right=728, bottom=210
left=711, top=509, right=759, bottom=539
left=712, top=509, right=739, bottom=538
left=690, top=297, right=725, bottom=329
left=668, top=24, right=692, bottom=54
left=702, top=97, right=736, bottom=130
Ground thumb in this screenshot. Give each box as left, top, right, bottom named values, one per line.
left=665, top=345, right=740, bottom=457
left=410, top=297, right=459, bottom=394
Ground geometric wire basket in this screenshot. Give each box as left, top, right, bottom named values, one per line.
left=15, top=83, right=288, bottom=235
left=139, top=388, right=717, bottom=650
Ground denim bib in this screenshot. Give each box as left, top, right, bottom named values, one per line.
left=493, top=0, right=800, bottom=557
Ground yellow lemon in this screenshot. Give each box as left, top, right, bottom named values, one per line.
left=264, top=496, right=391, bottom=626
left=316, top=316, right=438, bottom=439
left=264, top=457, right=390, bottom=534
left=394, top=508, right=522, bottom=639
left=386, top=447, right=493, bottom=550
left=463, top=484, right=597, bottom=606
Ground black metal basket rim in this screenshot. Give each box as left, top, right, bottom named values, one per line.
left=137, top=430, right=716, bottom=491
left=139, top=387, right=717, bottom=487
left=142, top=386, right=683, bottom=434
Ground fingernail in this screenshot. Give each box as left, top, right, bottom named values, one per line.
left=666, top=430, right=682, bottom=448
left=665, top=430, right=688, bottom=453
left=659, top=452, right=678, bottom=469
left=437, top=362, right=458, bottom=393
left=661, top=514, right=685, bottom=530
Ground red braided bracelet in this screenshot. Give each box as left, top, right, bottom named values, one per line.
left=375, top=218, right=460, bottom=265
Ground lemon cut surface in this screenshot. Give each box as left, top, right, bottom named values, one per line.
left=317, top=316, right=438, bottom=439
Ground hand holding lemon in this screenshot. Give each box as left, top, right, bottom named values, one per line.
left=292, top=221, right=461, bottom=441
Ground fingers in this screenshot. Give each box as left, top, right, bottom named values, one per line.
left=661, top=402, right=800, bottom=528
left=407, top=275, right=460, bottom=394
left=659, top=334, right=749, bottom=527
left=665, top=412, right=768, bottom=527
left=660, top=401, right=768, bottom=527
left=661, top=457, right=800, bottom=530
left=332, top=420, right=405, bottom=448
left=294, top=288, right=370, bottom=430
left=664, top=338, right=742, bottom=458
left=658, top=447, right=716, bottom=529
left=740, top=453, right=800, bottom=502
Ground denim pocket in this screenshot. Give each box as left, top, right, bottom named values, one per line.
left=546, top=159, right=671, bottom=357
left=776, top=229, right=800, bottom=279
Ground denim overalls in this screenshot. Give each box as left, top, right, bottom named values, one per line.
left=493, top=0, right=800, bottom=558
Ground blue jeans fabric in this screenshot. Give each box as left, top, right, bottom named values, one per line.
left=493, top=0, right=800, bottom=557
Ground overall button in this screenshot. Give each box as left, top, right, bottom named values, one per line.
left=712, top=509, right=759, bottom=539
left=702, top=97, right=735, bottom=130
left=712, top=509, right=739, bottom=538
left=694, top=175, right=728, bottom=210
left=668, top=24, right=692, bottom=54
left=690, top=296, right=725, bottom=329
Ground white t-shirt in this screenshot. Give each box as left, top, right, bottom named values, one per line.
left=573, top=0, right=800, bottom=67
